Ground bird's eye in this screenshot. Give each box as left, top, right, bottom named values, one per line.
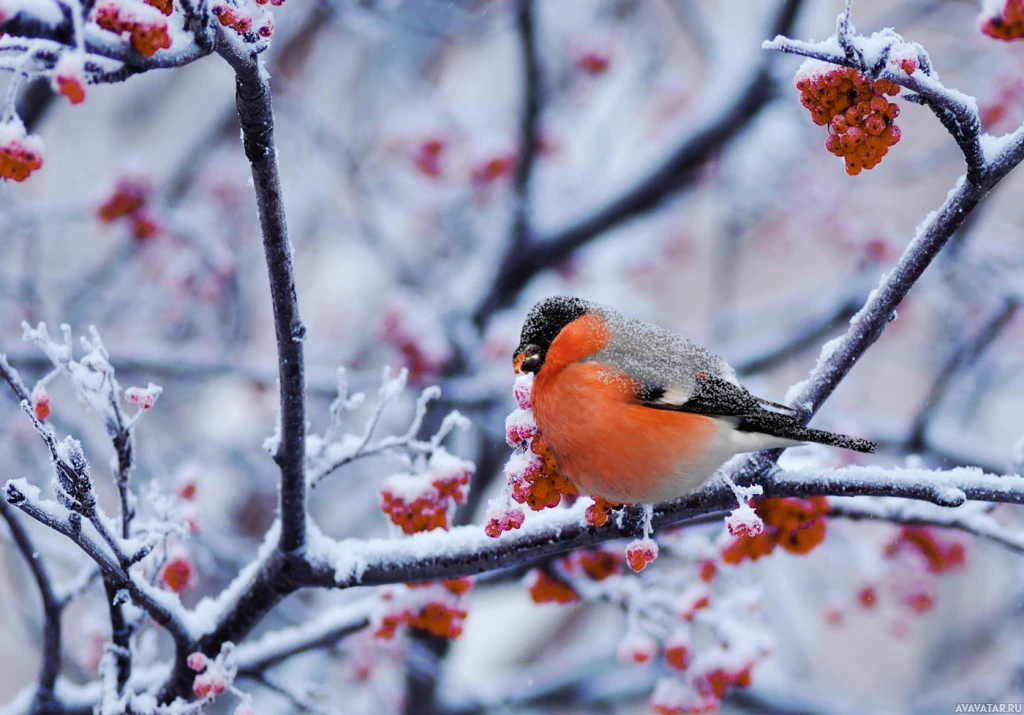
left=520, top=345, right=542, bottom=373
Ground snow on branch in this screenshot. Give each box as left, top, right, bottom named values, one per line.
left=297, top=465, right=1024, bottom=590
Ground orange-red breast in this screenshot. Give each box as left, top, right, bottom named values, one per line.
left=513, top=297, right=875, bottom=504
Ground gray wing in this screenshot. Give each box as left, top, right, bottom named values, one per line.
left=586, top=309, right=797, bottom=419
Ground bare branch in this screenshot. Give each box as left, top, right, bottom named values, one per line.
left=217, top=40, right=308, bottom=554
left=472, top=0, right=807, bottom=323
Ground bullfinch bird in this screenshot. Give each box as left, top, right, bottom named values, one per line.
left=513, top=296, right=875, bottom=505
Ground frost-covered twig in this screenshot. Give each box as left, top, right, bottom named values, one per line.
left=471, top=0, right=806, bottom=323
left=217, top=36, right=308, bottom=555
left=308, top=368, right=467, bottom=486
left=0, top=498, right=62, bottom=712
left=4, top=480, right=192, bottom=650
left=906, top=298, right=1018, bottom=450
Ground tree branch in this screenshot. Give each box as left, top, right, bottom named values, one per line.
left=906, top=298, right=1019, bottom=450
left=0, top=499, right=62, bottom=713
left=471, top=0, right=806, bottom=324
left=218, top=44, right=308, bottom=555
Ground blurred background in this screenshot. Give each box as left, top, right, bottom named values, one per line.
left=2, top=0, right=1024, bottom=712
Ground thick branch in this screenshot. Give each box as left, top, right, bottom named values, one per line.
left=298, top=466, right=1024, bottom=589
left=219, top=47, right=308, bottom=554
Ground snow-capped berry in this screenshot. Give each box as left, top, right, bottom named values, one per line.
left=31, top=387, right=51, bottom=420
left=233, top=705, right=255, bottom=715
left=617, top=631, right=658, bottom=664
left=0, top=125, right=44, bottom=182
left=625, top=539, right=659, bottom=573
left=53, top=56, right=87, bottom=105
left=186, top=652, right=208, bottom=672
left=725, top=502, right=763, bottom=538
left=794, top=61, right=902, bottom=175
left=126, top=385, right=160, bottom=410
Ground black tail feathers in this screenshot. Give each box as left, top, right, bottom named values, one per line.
left=737, top=410, right=876, bottom=454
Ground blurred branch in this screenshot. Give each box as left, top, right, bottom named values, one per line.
left=472, top=0, right=806, bottom=324
left=0, top=499, right=62, bottom=713
left=508, top=0, right=541, bottom=257
left=829, top=498, right=1024, bottom=555
left=906, top=298, right=1019, bottom=450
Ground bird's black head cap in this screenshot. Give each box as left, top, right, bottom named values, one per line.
left=515, top=296, right=590, bottom=373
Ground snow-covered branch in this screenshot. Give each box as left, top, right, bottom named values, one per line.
left=294, top=466, right=1024, bottom=590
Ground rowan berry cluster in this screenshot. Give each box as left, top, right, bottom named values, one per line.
left=187, top=644, right=239, bottom=706
left=721, top=497, right=829, bottom=564
left=495, top=374, right=578, bottom=520
left=824, top=524, right=967, bottom=629
left=795, top=61, right=902, bottom=175
left=980, top=0, right=1024, bottom=40
left=0, top=125, right=43, bottom=182
left=375, top=580, right=473, bottom=640
left=526, top=547, right=623, bottom=604
left=378, top=450, right=473, bottom=534
left=97, top=176, right=162, bottom=241
left=212, top=5, right=252, bottom=34
left=93, top=1, right=173, bottom=57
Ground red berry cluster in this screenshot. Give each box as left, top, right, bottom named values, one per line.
left=98, top=177, right=162, bottom=241
left=722, top=497, right=829, bottom=565
left=526, top=548, right=623, bottom=604
left=159, top=551, right=197, bottom=593
left=146, top=0, right=173, bottom=15
left=514, top=435, right=579, bottom=510
left=52, top=57, right=87, bottom=105
left=94, top=1, right=172, bottom=57
left=483, top=506, right=524, bottom=537
left=379, top=454, right=472, bottom=535
left=527, top=570, right=580, bottom=604
left=413, top=137, right=445, bottom=178
left=0, top=129, right=43, bottom=182
left=795, top=62, right=901, bottom=175
left=585, top=494, right=622, bottom=526
left=650, top=661, right=757, bottom=715
left=981, top=0, right=1024, bottom=40
left=212, top=4, right=252, bottom=34
left=470, top=152, right=515, bottom=187
left=886, top=526, right=966, bottom=574
left=626, top=538, right=659, bottom=573
left=381, top=306, right=451, bottom=378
